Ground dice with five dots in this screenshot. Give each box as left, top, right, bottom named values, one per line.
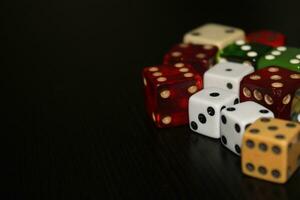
left=183, top=23, right=245, bottom=49
left=246, top=30, right=286, bottom=47
left=240, top=66, right=300, bottom=119
left=163, top=43, right=218, bottom=75
left=291, top=88, right=300, bottom=123
left=220, top=40, right=272, bottom=67
left=143, top=64, right=202, bottom=128
left=257, top=46, right=300, bottom=73
left=204, top=62, right=254, bottom=95
left=242, top=118, right=300, bottom=183
left=220, top=101, right=274, bottom=155
left=189, top=87, right=239, bottom=138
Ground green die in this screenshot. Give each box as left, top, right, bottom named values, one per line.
left=220, top=40, right=272, bottom=67
left=291, top=88, right=300, bottom=123
left=257, top=46, right=300, bottom=73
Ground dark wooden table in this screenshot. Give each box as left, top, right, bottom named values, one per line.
left=4, top=0, right=300, bottom=199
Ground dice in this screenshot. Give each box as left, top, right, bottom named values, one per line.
left=188, top=88, right=239, bottom=138
left=220, top=101, right=274, bottom=155
left=163, top=43, right=218, bottom=75
left=242, top=118, right=300, bottom=183
left=143, top=64, right=202, bottom=128
left=183, top=23, right=245, bottom=49
left=246, top=30, right=286, bottom=47
left=257, top=46, right=300, bottom=73
left=240, top=66, right=300, bottom=119
left=220, top=40, right=272, bottom=67
left=204, top=62, right=254, bottom=95
left=291, top=88, right=300, bottom=123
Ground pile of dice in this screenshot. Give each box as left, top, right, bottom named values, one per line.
left=142, top=23, right=300, bottom=184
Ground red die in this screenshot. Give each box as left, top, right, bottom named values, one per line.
left=163, top=43, right=218, bottom=75
left=246, top=30, right=286, bottom=47
left=240, top=66, right=300, bottom=119
left=143, top=64, right=203, bottom=128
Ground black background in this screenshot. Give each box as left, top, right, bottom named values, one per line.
left=3, top=0, right=300, bottom=199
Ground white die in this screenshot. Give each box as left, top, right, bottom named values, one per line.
left=204, top=62, right=254, bottom=95
left=189, top=88, right=239, bottom=138
left=183, top=23, right=245, bottom=49
left=220, top=101, right=274, bottom=155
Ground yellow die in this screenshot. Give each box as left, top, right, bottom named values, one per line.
left=241, top=118, right=300, bottom=183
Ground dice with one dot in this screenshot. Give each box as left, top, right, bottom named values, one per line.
left=143, top=64, right=202, bottom=128
left=204, top=62, right=254, bottom=95
left=246, top=30, right=286, bottom=47
left=291, top=88, right=300, bottom=123
left=258, top=46, right=300, bottom=73
left=220, top=101, right=274, bottom=155
left=242, top=118, right=300, bottom=184
left=183, top=23, right=245, bottom=49
left=189, top=87, right=239, bottom=138
left=163, top=43, right=218, bottom=75
left=220, top=40, right=272, bottom=67
left=240, top=66, right=300, bottom=119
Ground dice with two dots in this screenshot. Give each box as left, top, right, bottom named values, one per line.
left=242, top=118, right=300, bottom=183
left=204, top=62, right=254, bottom=95
left=183, top=23, right=245, bottom=49
left=189, top=88, right=239, bottom=138
left=246, top=30, right=286, bottom=47
left=240, top=66, right=300, bottom=119
left=220, top=101, right=274, bottom=155
left=143, top=64, right=202, bottom=128
left=163, top=43, right=218, bottom=75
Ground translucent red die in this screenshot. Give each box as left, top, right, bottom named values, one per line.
left=240, top=66, right=300, bottom=119
left=246, top=30, right=286, bottom=47
left=163, top=43, right=218, bottom=75
left=143, top=64, right=203, bottom=128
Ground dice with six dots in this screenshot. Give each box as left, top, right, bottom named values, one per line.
left=242, top=118, right=300, bottom=183
left=189, top=88, right=239, bottom=138
left=143, top=64, right=203, bottom=128
left=246, top=30, right=286, bottom=47
left=204, top=62, right=254, bottom=95
left=183, top=23, right=245, bottom=49
left=220, top=101, right=274, bottom=155
left=257, top=46, right=300, bottom=73
left=220, top=40, right=272, bottom=67
left=291, top=88, right=300, bottom=123
left=163, top=43, right=218, bottom=75
left=240, top=66, right=300, bottom=119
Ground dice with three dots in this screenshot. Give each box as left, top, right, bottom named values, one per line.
left=220, top=101, right=274, bottom=155
left=291, top=88, right=300, bottom=123
left=204, top=62, right=254, bottom=95
left=220, top=40, right=272, bottom=67
left=246, top=30, right=286, bottom=47
left=163, top=43, right=218, bottom=75
left=189, top=87, right=239, bottom=138
left=143, top=64, right=202, bottom=128
left=242, top=118, right=300, bottom=183
left=257, top=46, right=300, bottom=73
left=240, top=66, right=300, bottom=119
left=183, top=23, right=245, bottom=49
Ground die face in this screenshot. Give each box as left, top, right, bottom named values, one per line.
left=220, top=41, right=272, bottom=67
left=143, top=65, right=203, bottom=128
left=163, top=43, right=218, bottom=75
left=246, top=30, right=286, bottom=47
left=220, top=101, right=274, bottom=155
left=242, top=118, right=300, bottom=183
left=258, top=47, right=300, bottom=73
left=291, top=88, right=300, bottom=122
left=189, top=88, right=239, bottom=138
left=240, top=66, right=300, bottom=119
left=183, top=23, right=245, bottom=49
left=204, top=62, right=254, bottom=94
